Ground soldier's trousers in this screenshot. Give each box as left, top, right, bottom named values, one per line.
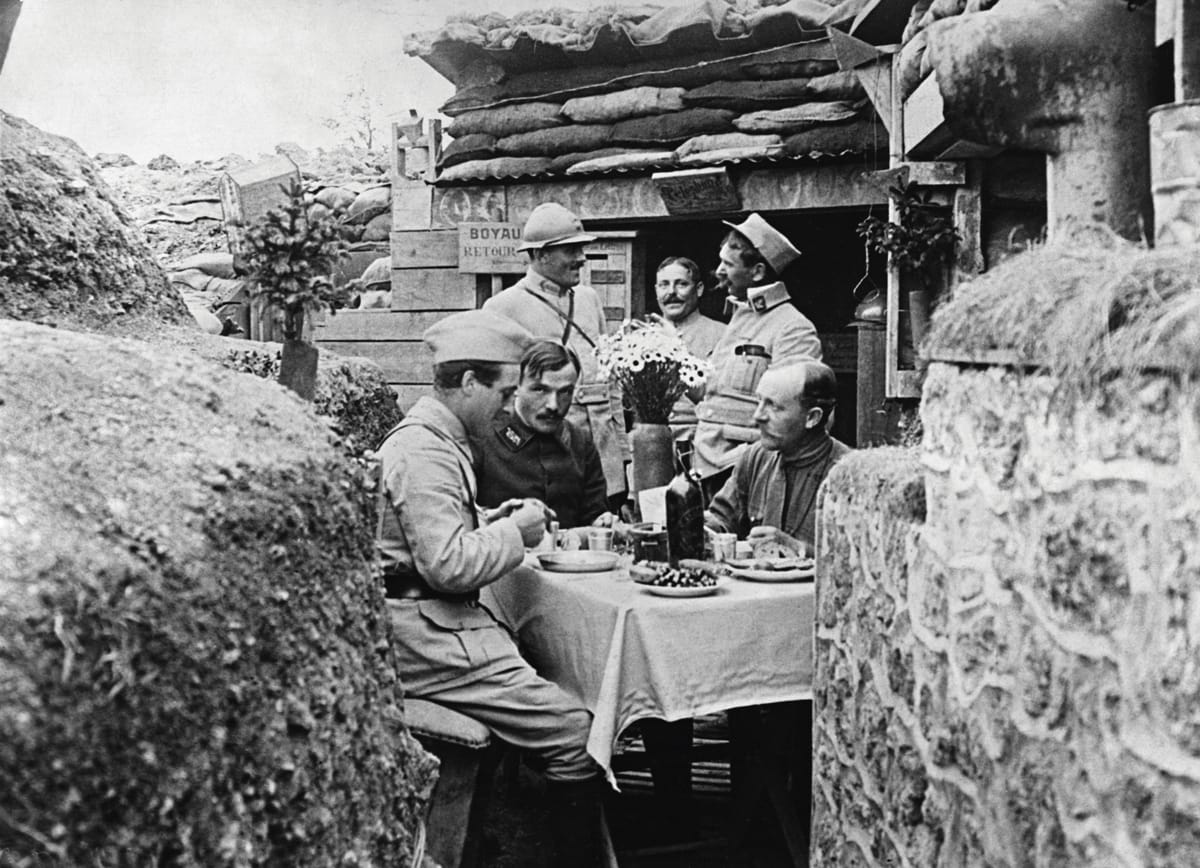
left=387, top=597, right=598, bottom=783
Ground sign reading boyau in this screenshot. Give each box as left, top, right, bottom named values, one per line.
left=458, top=222, right=526, bottom=273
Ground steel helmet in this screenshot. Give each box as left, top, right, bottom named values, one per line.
left=517, top=203, right=596, bottom=252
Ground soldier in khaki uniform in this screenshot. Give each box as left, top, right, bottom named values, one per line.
left=376, top=309, right=605, bottom=866
left=690, top=213, right=824, bottom=497
left=483, top=203, right=629, bottom=505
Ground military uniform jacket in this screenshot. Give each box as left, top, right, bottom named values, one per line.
left=376, top=396, right=525, bottom=628
left=484, top=272, right=629, bottom=496
left=669, top=310, right=726, bottom=435
left=473, top=411, right=608, bottom=529
left=692, top=282, right=823, bottom=478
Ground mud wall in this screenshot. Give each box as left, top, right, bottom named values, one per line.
left=813, top=363, right=1200, bottom=866
left=0, top=320, right=434, bottom=867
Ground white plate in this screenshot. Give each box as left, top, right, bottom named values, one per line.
left=641, top=583, right=720, bottom=598
left=729, top=566, right=814, bottom=583
left=536, top=551, right=620, bottom=573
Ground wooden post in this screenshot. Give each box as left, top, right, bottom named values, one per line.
left=1178, top=0, right=1200, bottom=100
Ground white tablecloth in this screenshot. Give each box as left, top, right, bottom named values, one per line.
left=482, top=558, right=815, bottom=775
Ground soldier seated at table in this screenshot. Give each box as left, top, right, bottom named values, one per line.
left=705, top=360, right=851, bottom=552
left=375, top=312, right=606, bottom=866
left=473, top=339, right=618, bottom=533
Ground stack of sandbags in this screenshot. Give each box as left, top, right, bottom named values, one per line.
left=310, top=182, right=393, bottom=243
left=431, top=31, right=877, bottom=183
left=895, top=0, right=1000, bottom=101
left=164, top=251, right=247, bottom=335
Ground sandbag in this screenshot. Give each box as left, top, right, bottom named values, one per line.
left=678, top=144, right=783, bottom=165
left=168, top=268, right=215, bottom=293
left=446, top=102, right=565, bottom=138
left=676, top=132, right=781, bottom=157
left=171, top=251, right=236, bottom=279
left=781, top=118, right=885, bottom=156
left=895, top=30, right=928, bottom=103
left=547, top=148, right=628, bottom=174
left=315, top=186, right=356, bottom=212
left=439, top=133, right=498, bottom=168
left=901, top=0, right=936, bottom=42
left=738, top=58, right=841, bottom=80
left=439, top=156, right=555, bottom=182
left=565, top=150, right=677, bottom=174
left=917, top=0, right=967, bottom=29
left=733, top=102, right=862, bottom=134
left=562, top=87, right=686, bottom=124
left=362, top=212, right=392, bottom=242
left=612, top=108, right=736, bottom=147
left=496, top=124, right=614, bottom=157
left=683, top=72, right=863, bottom=110
left=347, top=186, right=391, bottom=224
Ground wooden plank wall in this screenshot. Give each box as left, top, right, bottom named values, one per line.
left=313, top=174, right=474, bottom=411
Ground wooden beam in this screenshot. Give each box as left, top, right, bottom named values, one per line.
left=392, top=182, right=433, bottom=231
left=390, top=229, right=458, bottom=269
left=312, top=340, right=432, bottom=382
left=389, top=268, right=477, bottom=310
left=952, top=161, right=985, bottom=285
left=313, top=310, right=457, bottom=341
left=1177, top=0, right=1200, bottom=100
left=431, top=185, right=509, bottom=229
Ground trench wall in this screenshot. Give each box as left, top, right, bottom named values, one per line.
left=813, top=362, right=1200, bottom=866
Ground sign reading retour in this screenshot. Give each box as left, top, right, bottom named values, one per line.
left=458, top=222, right=526, bottom=274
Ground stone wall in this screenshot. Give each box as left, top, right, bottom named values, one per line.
left=813, top=362, right=1200, bottom=866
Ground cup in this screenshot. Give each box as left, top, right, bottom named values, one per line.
left=630, top=522, right=669, bottom=563
left=712, top=532, right=737, bottom=563
left=587, top=527, right=614, bottom=552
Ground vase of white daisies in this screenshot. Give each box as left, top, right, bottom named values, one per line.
left=595, top=321, right=706, bottom=490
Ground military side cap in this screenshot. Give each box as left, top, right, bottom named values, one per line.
left=423, top=310, right=533, bottom=364
left=723, top=212, right=801, bottom=273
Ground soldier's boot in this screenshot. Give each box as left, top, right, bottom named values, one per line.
left=547, top=776, right=606, bottom=868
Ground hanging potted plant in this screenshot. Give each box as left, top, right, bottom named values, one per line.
left=242, top=179, right=350, bottom=401
left=856, top=181, right=959, bottom=354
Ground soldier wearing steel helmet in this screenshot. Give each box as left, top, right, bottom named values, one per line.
left=483, top=203, right=629, bottom=507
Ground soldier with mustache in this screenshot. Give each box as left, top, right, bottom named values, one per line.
left=472, top=340, right=616, bottom=531
left=484, top=204, right=629, bottom=511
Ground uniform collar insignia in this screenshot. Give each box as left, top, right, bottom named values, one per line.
left=496, top=413, right=535, bottom=451
left=746, top=281, right=791, bottom=314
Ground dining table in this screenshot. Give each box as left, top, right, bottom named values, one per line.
left=481, top=554, right=817, bottom=782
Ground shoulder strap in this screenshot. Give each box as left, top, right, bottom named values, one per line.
left=522, top=286, right=597, bottom=349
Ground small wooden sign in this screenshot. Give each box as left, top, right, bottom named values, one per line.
left=651, top=167, right=741, bottom=215
left=218, top=155, right=300, bottom=258
left=457, top=222, right=526, bottom=274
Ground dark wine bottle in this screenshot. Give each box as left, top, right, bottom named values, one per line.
left=665, top=467, right=705, bottom=564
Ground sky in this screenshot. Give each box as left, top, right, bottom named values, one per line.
left=0, top=0, right=602, bottom=163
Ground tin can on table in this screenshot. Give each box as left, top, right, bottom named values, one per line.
left=630, top=522, right=669, bottom=563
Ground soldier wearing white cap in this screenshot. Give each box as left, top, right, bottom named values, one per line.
left=375, top=309, right=605, bottom=865
left=689, top=213, right=823, bottom=494
left=484, top=203, right=629, bottom=505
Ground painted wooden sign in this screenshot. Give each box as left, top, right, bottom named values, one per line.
left=651, top=167, right=741, bottom=215
left=218, top=155, right=300, bottom=257
left=457, top=222, right=526, bottom=273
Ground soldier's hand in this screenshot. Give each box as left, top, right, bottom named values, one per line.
left=590, top=511, right=617, bottom=528
left=485, top=498, right=527, bottom=524
left=511, top=501, right=550, bottom=548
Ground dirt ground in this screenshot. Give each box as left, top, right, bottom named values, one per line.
left=477, top=718, right=802, bottom=868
